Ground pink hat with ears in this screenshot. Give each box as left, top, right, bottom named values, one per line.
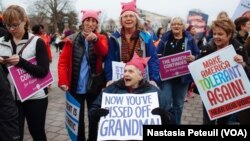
left=126, top=53, right=150, bottom=74
left=81, top=10, right=101, bottom=23
left=121, top=0, right=137, bottom=15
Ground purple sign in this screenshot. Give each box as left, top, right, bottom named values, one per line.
left=159, top=51, right=191, bottom=81
left=8, top=57, right=54, bottom=102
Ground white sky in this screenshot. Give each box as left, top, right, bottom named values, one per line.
left=74, top=0, right=240, bottom=22
left=2, top=0, right=241, bottom=23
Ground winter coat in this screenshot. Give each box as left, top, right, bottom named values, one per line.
left=157, top=30, right=200, bottom=83
left=58, top=32, right=108, bottom=93
left=104, top=30, right=160, bottom=83
left=0, top=65, right=20, bottom=140
left=0, top=32, right=49, bottom=100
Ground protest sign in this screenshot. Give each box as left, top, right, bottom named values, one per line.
left=97, top=92, right=161, bottom=140
left=188, top=45, right=250, bottom=120
left=159, top=51, right=191, bottom=81
left=232, top=0, right=250, bottom=21
left=112, top=61, right=125, bottom=81
left=8, top=57, right=53, bottom=102
left=65, top=92, right=80, bottom=141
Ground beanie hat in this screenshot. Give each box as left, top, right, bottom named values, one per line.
left=81, top=10, right=101, bottom=23
left=121, top=0, right=137, bottom=15
left=126, top=53, right=150, bottom=74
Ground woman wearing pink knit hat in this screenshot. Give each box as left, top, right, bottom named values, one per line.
left=89, top=53, right=175, bottom=139
left=58, top=9, right=108, bottom=141
left=104, top=0, right=160, bottom=88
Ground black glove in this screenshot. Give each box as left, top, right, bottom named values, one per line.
left=92, top=108, right=109, bottom=121
left=151, top=107, right=176, bottom=125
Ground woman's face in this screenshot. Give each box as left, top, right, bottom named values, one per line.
left=121, top=11, right=137, bottom=30
left=242, top=21, right=250, bottom=33
left=213, top=26, right=231, bottom=49
left=159, top=29, right=164, bottom=37
left=171, top=19, right=184, bottom=35
left=82, top=17, right=98, bottom=33
left=6, top=20, right=25, bottom=37
left=190, top=27, right=196, bottom=36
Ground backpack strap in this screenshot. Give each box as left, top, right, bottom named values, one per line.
left=18, top=36, right=35, bottom=56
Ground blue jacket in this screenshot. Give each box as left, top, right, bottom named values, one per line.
left=157, top=30, right=200, bottom=83
left=104, top=30, right=160, bottom=83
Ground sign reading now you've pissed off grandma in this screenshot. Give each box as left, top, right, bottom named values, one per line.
left=188, top=45, right=250, bottom=120
left=97, top=92, right=161, bottom=141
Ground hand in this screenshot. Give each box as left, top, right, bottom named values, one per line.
left=106, top=80, right=114, bottom=87
left=186, top=55, right=195, bottom=62
left=59, top=85, right=69, bottom=91
left=234, top=55, right=245, bottom=67
left=92, top=108, right=109, bottom=121
left=85, top=32, right=98, bottom=42
left=151, top=107, right=176, bottom=125
left=0, top=56, right=5, bottom=64
left=4, top=55, right=20, bottom=65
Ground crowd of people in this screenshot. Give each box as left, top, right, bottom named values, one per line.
left=1, top=0, right=250, bottom=141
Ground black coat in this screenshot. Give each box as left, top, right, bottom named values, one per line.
left=0, top=27, right=8, bottom=38
left=0, top=65, right=20, bottom=140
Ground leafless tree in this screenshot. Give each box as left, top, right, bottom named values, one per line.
left=27, top=0, right=76, bottom=33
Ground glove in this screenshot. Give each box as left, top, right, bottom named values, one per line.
left=151, top=107, right=176, bottom=125
left=92, top=108, right=109, bottom=121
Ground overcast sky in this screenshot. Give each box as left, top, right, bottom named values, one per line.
left=3, top=0, right=240, bottom=23
left=74, top=0, right=240, bottom=22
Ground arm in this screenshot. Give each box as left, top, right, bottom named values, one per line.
left=17, top=38, right=49, bottom=78
left=94, top=33, right=108, bottom=57
left=58, top=40, right=72, bottom=87
left=146, top=39, right=160, bottom=83
left=156, top=33, right=166, bottom=55
left=104, top=38, right=117, bottom=81
left=88, top=92, right=108, bottom=122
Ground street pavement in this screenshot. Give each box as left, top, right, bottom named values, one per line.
left=23, top=46, right=203, bottom=141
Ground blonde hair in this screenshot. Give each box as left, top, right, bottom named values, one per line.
left=216, top=11, right=229, bottom=20
left=3, top=5, right=29, bottom=30
left=170, top=17, right=186, bottom=30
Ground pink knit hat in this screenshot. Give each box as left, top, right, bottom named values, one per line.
left=126, top=53, right=150, bottom=74
left=81, top=10, right=101, bottom=23
left=121, top=0, right=137, bottom=15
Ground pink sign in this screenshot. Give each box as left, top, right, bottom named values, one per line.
left=159, top=51, right=191, bottom=81
left=8, top=57, right=54, bottom=102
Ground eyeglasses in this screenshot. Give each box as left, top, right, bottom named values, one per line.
left=6, top=22, right=22, bottom=30
left=122, top=14, right=135, bottom=19
left=171, top=23, right=183, bottom=26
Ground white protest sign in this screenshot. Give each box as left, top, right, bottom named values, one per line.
left=188, top=45, right=250, bottom=120
left=97, top=92, right=161, bottom=140
left=232, top=0, right=250, bottom=21
left=112, top=61, right=125, bottom=81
